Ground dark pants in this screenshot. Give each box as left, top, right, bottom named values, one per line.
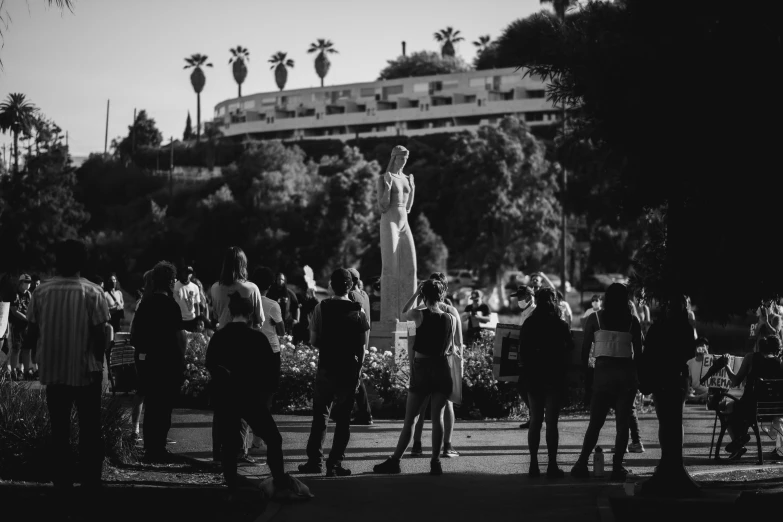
left=305, top=368, right=356, bottom=466
left=578, top=386, right=637, bottom=466
left=584, top=368, right=595, bottom=410
left=527, top=388, right=562, bottom=464
left=143, top=383, right=179, bottom=455
left=45, top=372, right=104, bottom=489
left=354, top=379, right=372, bottom=421
left=653, top=389, right=686, bottom=467
left=215, top=395, right=285, bottom=490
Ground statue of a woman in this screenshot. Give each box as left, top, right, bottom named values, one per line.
left=377, top=145, right=417, bottom=322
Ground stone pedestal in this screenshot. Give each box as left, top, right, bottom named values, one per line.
left=369, top=318, right=416, bottom=387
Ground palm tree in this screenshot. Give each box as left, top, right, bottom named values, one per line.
left=228, top=46, right=250, bottom=98
left=0, top=93, right=37, bottom=174
left=473, top=35, right=492, bottom=53
left=307, top=39, right=338, bottom=88
left=183, top=53, right=213, bottom=142
left=434, top=27, right=464, bottom=58
left=269, top=52, right=295, bottom=92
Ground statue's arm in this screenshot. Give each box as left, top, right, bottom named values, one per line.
left=377, top=175, right=392, bottom=213
left=406, top=174, right=415, bottom=214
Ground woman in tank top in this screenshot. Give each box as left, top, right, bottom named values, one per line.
left=571, top=283, right=642, bottom=481
left=373, top=279, right=456, bottom=476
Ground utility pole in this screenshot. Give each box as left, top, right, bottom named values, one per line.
left=132, top=108, right=137, bottom=155
left=169, top=136, right=174, bottom=203
left=560, top=107, right=568, bottom=300
left=104, top=99, right=110, bottom=154
left=65, top=131, right=68, bottom=148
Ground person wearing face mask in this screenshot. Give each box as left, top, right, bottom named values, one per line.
left=105, top=272, right=125, bottom=334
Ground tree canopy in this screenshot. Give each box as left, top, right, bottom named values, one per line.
left=112, top=110, right=163, bottom=160
left=378, top=51, right=471, bottom=80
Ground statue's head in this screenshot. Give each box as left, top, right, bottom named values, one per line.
left=388, top=145, right=409, bottom=172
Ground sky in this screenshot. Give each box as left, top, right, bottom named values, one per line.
left=0, top=0, right=547, bottom=157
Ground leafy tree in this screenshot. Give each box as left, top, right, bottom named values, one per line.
left=183, top=111, right=193, bottom=141
left=513, top=0, right=783, bottom=321
left=228, top=46, right=250, bottom=98
left=540, top=0, right=578, bottom=20
left=433, top=27, right=464, bottom=58
left=0, top=144, right=89, bottom=272
left=307, top=39, right=337, bottom=88
left=0, top=93, right=37, bottom=174
left=269, top=52, right=295, bottom=91
left=377, top=51, right=471, bottom=80
left=112, top=110, right=163, bottom=160
left=445, top=116, right=560, bottom=303
left=184, top=54, right=213, bottom=142
left=413, top=213, right=448, bottom=278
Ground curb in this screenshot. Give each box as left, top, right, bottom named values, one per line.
left=691, top=464, right=783, bottom=477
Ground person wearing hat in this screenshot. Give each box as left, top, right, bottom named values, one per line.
left=509, top=285, right=536, bottom=326
left=174, top=265, right=202, bottom=332
left=346, top=267, right=374, bottom=426
left=299, top=269, right=370, bottom=477
left=4, top=274, right=33, bottom=380
left=464, top=289, right=491, bottom=342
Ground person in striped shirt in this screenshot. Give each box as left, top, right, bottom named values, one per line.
left=26, top=239, right=111, bottom=492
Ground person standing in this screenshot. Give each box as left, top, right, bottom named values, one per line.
left=205, top=291, right=295, bottom=495
left=299, top=269, right=369, bottom=477
left=105, top=273, right=125, bottom=334
left=373, top=280, right=456, bottom=476
left=571, top=283, right=642, bottom=481
left=25, top=240, right=110, bottom=492
left=131, top=261, right=187, bottom=462
left=638, top=293, right=699, bottom=497
left=174, top=266, right=201, bottom=332
left=581, top=295, right=603, bottom=411
left=518, top=288, right=573, bottom=478
left=295, top=287, right=320, bottom=346
left=347, top=267, right=374, bottom=426
left=129, top=269, right=154, bottom=444
left=7, top=274, right=33, bottom=380
left=209, top=247, right=264, bottom=463
left=508, top=284, right=536, bottom=429
left=30, top=274, right=41, bottom=293
left=266, top=272, right=300, bottom=334
left=464, top=290, right=491, bottom=342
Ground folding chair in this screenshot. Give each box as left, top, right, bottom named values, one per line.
left=749, top=378, right=783, bottom=465
left=107, top=332, right=137, bottom=395
left=707, top=389, right=739, bottom=460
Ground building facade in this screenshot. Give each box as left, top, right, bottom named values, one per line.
left=212, top=67, right=558, bottom=141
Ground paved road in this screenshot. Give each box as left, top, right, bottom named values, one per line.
left=168, top=404, right=781, bottom=522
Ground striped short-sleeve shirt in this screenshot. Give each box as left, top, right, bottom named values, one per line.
left=27, top=276, right=110, bottom=386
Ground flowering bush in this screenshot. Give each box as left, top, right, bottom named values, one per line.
left=180, top=329, right=525, bottom=419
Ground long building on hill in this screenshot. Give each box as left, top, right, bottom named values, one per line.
left=211, top=67, right=558, bottom=141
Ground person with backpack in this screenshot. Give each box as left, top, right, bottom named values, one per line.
left=571, top=283, right=642, bottom=481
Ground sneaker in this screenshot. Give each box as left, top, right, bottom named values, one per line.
left=519, top=420, right=530, bottom=429
left=430, top=460, right=443, bottom=476
left=571, top=462, right=590, bottom=478
left=546, top=466, right=565, bottom=479
left=728, top=447, right=747, bottom=460
left=410, top=443, right=423, bottom=457
left=442, top=444, right=460, bottom=458
left=297, top=461, right=323, bottom=474
left=237, top=453, right=256, bottom=465
left=610, top=466, right=629, bottom=481
left=326, top=462, right=351, bottom=477
left=373, top=457, right=401, bottom=474
left=628, top=442, right=645, bottom=453
left=166, top=438, right=177, bottom=444
left=350, top=417, right=374, bottom=426
left=768, top=449, right=783, bottom=461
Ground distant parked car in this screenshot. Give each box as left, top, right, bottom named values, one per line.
left=447, top=269, right=478, bottom=289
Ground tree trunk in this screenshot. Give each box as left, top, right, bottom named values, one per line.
left=320, top=77, right=324, bottom=88
left=238, top=84, right=242, bottom=98
left=495, top=266, right=506, bottom=311
left=13, top=131, right=19, bottom=174
left=196, top=93, right=201, bottom=143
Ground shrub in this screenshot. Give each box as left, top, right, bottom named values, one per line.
left=0, top=378, right=141, bottom=482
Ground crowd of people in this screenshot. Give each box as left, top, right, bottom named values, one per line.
left=4, top=238, right=783, bottom=500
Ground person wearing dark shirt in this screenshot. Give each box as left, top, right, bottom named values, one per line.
left=347, top=267, right=374, bottom=426
left=298, top=269, right=370, bottom=477
left=266, top=272, right=300, bottom=333
left=638, top=293, right=699, bottom=497
left=131, top=261, right=187, bottom=462
left=518, top=288, right=573, bottom=479
left=464, top=290, right=491, bottom=342
left=294, top=287, right=319, bottom=345
left=205, top=291, right=295, bottom=495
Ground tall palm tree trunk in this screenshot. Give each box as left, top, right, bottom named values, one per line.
left=197, top=93, right=201, bottom=143
left=320, top=77, right=324, bottom=88
left=13, top=131, right=19, bottom=174
left=238, top=84, right=242, bottom=98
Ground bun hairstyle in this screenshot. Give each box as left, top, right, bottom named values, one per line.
left=421, top=279, right=445, bottom=305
